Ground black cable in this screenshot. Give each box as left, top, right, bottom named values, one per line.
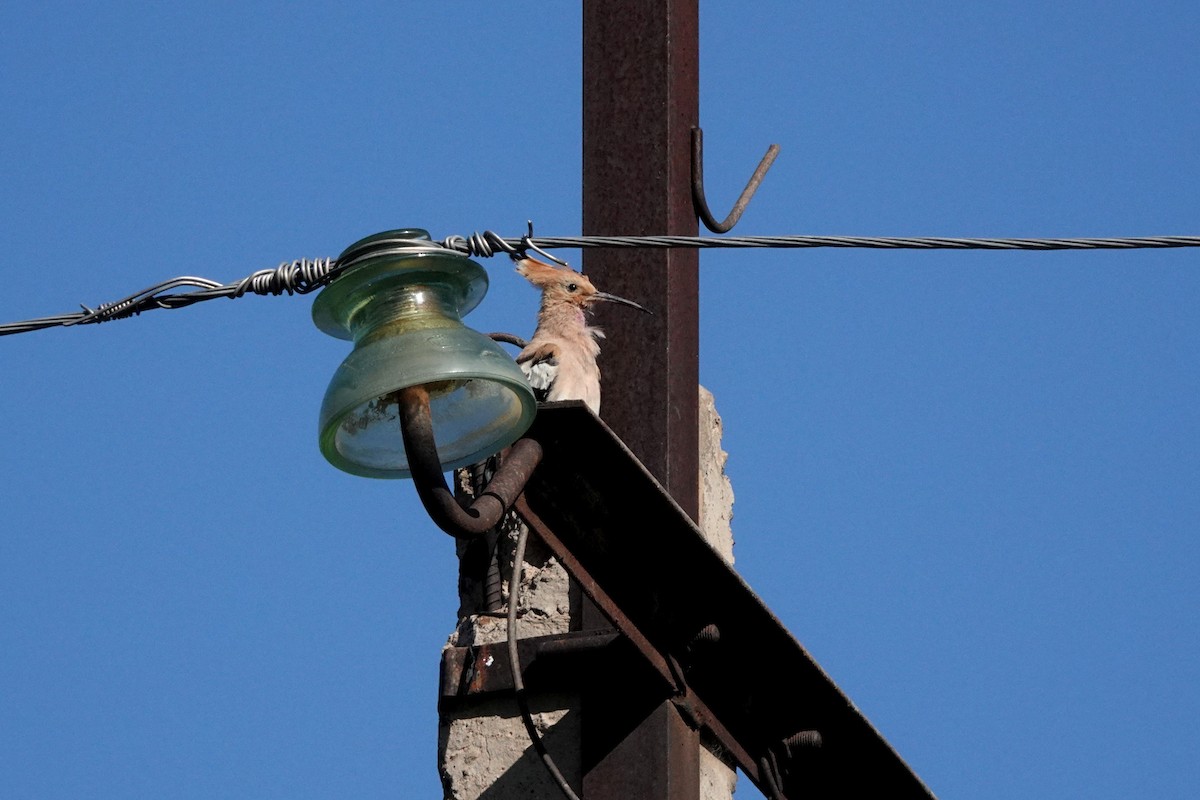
left=6, top=230, right=1199, bottom=337
left=507, top=522, right=581, bottom=800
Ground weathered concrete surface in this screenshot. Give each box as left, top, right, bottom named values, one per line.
left=439, top=695, right=580, bottom=799
left=441, top=463, right=578, bottom=798
left=697, top=386, right=738, bottom=799
left=440, top=388, right=735, bottom=799
left=698, top=385, right=735, bottom=563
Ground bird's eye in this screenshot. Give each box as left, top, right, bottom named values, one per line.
left=566, top=283, right=578, bottom=292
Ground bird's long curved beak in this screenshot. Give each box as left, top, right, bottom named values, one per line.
left=593, top=291, right=652, bottom=314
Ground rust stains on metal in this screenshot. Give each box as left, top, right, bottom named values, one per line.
left=514, top=402, right=937, bottom=800
left=691, top=127, right=781, bottom=234
left=398, top=385, right=543, bottom=539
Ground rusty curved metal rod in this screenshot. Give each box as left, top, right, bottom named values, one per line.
left=397, top=385, right=542, bottom=539
left=488, top=331, right=530, bottom=349
left=691, top=127, right=780, bottom=234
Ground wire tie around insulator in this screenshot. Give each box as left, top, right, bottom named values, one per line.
left=441, top=230, right=514, bottom=260
left=517, top=220, right=571, bottom=267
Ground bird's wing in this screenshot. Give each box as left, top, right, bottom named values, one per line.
left=516, top=341, right=560, bottom=402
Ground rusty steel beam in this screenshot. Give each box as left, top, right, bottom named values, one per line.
left=517, top=403, right=937, bottom=800
left=582, top=0, right=699, bottom=522
left=439, top=630, right=624, bottom=706
left=581, top=1, right=702, bottom=796
left=582, top=699, right=700, bottom=800
left=516, top=493, right=761, bottom=785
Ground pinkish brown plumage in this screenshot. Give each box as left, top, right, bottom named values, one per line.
left=514, top=257, right=648, bottom=415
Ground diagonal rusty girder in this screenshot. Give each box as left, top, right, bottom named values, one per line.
left=513, top=403, right=937, bottom=800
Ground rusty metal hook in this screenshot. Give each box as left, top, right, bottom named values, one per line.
left=398, top=385, right=543, bottom=539
left=691, top=127, right=780, bottom=234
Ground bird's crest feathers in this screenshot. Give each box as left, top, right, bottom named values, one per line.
left=515, top=258, right=598, bottom=308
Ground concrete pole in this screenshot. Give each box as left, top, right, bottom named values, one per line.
left=438, top=388, right=735, bottom=799
left=440, top=0, right=725, bottom=795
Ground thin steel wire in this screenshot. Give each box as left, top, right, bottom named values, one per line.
left=0, top=258, right=333, bottom=336
left=520, top=233, right=1200, bottom=253
left=5, top=231, right=1199, bottom=337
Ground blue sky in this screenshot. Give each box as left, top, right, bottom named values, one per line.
left=2, top=2, right=1198, bottom=798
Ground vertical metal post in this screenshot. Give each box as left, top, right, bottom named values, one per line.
left=582, top=1, right=702, bottom=798
left=582, top=0, right=700, bottom=522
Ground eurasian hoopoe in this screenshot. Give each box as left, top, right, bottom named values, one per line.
left=513, top=257, right=650, bottom=415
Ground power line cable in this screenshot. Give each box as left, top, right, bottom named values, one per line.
left=4, top=231, right=1199, bottom=337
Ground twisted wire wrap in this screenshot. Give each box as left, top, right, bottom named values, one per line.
left=440, top=230, right=519, bottom=259
left=2, top=259, right=333, bottom=335
left=234, top=258, right=335, bottom=298
left=4, top=230, right=1199, bottom=337
left=526, top=233, right=1200, bottom=252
